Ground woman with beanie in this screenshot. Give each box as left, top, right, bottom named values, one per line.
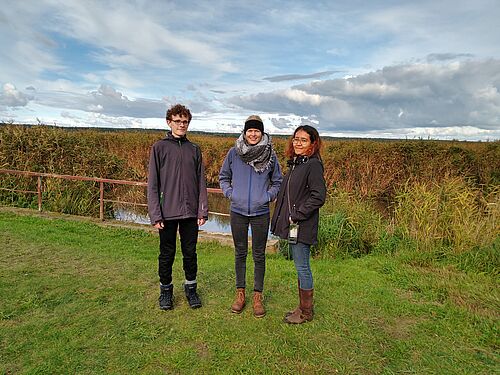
left=219, top=115, right=282, bottom=318
left=271, top=125, right=326, bottom=324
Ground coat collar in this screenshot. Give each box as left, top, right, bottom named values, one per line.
left=165, top=131, right=188, bottom=142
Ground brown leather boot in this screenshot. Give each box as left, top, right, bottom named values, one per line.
left=284, top=288, right=314, bottom=324
left=231, top=288, right=245, bottom=314
left=285, top=279, right=301, bottom=318
left=253, top=291, right=266, bottom=318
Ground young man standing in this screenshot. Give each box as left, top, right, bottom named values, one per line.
left=148, top=104, right=208, bottom=310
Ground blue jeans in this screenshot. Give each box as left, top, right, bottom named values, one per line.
left=290, top=242, right=313, bottom=290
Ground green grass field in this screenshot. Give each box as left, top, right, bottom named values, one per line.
left=0, top=211, right=498, bottom=374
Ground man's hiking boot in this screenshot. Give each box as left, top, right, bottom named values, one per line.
left=184, top=283, right=202, bottom=309
left=159, top=284, right=173, bottom=310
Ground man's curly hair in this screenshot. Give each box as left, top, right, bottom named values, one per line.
left=166, top=104, right=192, bottom=122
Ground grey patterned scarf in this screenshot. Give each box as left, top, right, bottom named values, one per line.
left=235, top=132, right=273, bottom=173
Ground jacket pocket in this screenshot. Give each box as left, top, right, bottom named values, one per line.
left=230, top=188, right=245, bottom=211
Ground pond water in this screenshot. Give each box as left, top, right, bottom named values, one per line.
left=114, top=208, right=233, bottom=234
left=112, top=192, right=275, bottom=236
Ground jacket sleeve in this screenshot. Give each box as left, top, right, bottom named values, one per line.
left=147, top=143, right=163, bottom=224
left=267, top=152, right=283, bottom=202
left=291, top=160, right=326, bottom=222
left=219, top=149, right=233, bottom=198
left=197, top=147, right=209, bottom=219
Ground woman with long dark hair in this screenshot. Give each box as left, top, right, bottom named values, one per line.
left=271, top=125, right=326, bottom=324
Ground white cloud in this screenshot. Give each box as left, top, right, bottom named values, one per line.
left=27, top=84, right=165, bottom=118
left=283, top=89, right=327, bottom=106
left=86, top=104, right=103, bottom=112
left=0, top=83, right=34, bottom=107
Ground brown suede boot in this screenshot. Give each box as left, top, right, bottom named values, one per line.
left=253, top=291, right=266, bottom=318
left=231, top=288, right=245, bottom=314
left=284, top=288, right=314, bottom=324
left=285, top=279, right=301, bottom=318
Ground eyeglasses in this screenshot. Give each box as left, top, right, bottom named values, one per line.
left=170, top=120, right=189, bottom=126
left=292, top=137, right=310, bottom=145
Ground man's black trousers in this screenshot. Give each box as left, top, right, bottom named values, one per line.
left=158, top=217, right=198, bottom=285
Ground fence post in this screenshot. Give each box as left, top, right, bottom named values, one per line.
left=99, top=182, right=104, bottom=221
left=37, top=176, right=42, bottom=212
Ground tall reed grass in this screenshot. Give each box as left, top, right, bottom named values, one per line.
left=394, top=178, right=499, bottom=253
left=314, top=192, right=385, bottom=258
left=0, top=125, right=125, bottom=216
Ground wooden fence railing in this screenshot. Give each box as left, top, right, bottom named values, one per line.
left=0, top=168, right=223, bottom=221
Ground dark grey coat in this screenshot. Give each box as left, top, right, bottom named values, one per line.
left=147, top=132, right=208, bottom=224
left=270, top=155, right=326, bottom=245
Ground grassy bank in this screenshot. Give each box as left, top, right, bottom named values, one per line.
left=1, top=211, right=498, bottom=374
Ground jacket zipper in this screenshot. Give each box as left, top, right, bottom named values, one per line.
left=247, top=167, right=252, bottom=215
left=287, top=164, right=295, bottom=222
left=178, top=139, right=187, bottom=216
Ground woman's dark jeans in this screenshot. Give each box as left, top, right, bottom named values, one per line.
left=230, top=211, right=270, bottom=292
left=158, top=217, right=199, bottom=285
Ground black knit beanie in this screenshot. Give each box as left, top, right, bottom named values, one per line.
left=244, top=115, right=264, bottom=133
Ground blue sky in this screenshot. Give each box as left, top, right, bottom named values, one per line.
left=1, top=0, right=499, bottom=140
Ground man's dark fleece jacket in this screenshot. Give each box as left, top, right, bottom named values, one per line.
left=147, top=131, right=208, bottom=224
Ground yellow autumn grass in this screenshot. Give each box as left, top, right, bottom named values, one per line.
left=394, top=178, right=499, bottom=253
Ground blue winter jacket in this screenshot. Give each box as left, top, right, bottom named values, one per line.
left=219, top=147, right=283, bottom=216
